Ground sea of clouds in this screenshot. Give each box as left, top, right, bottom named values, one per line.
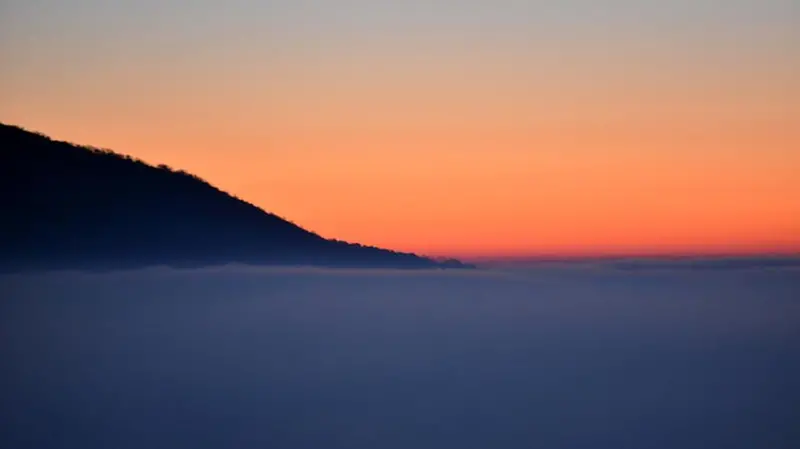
left=1, top=259, right=799, bottom=449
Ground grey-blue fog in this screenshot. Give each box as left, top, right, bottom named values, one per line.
left=1, top=261, right=799, bottom=448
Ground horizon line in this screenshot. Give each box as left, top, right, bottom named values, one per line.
left=446, top=250, right=800, bottom=264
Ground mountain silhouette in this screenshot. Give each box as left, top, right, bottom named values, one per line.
left=0, top=123, right=474, bottom=272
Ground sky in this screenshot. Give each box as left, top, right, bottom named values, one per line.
left=2, top=0, right=799, bottom=258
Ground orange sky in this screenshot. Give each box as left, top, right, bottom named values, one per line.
left=2, top=1, right=799, bottom=259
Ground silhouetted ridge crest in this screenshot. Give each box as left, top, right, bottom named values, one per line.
left=0, top=122, right=473, bottom=271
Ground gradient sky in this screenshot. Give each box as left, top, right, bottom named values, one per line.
left=2, top=1, right=799, bottom=258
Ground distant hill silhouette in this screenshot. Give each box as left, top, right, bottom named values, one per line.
left=0, top=123, right=474, bottom=272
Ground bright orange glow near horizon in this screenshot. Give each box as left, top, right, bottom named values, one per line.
left=2, top=1, right=799, bottom=259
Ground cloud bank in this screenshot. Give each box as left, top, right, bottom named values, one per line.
left=2, top=263, right=799, bottom=448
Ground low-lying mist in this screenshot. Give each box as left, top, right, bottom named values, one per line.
left=2, top=262, right=799, bottom=449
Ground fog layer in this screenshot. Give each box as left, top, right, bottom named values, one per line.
left=2, top=264, right=799, bottom=448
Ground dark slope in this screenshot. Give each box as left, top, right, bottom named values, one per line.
left=0, top=123, right=473, bottom=271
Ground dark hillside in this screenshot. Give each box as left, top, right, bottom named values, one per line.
left=0, top=123, right=473, bottom=271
